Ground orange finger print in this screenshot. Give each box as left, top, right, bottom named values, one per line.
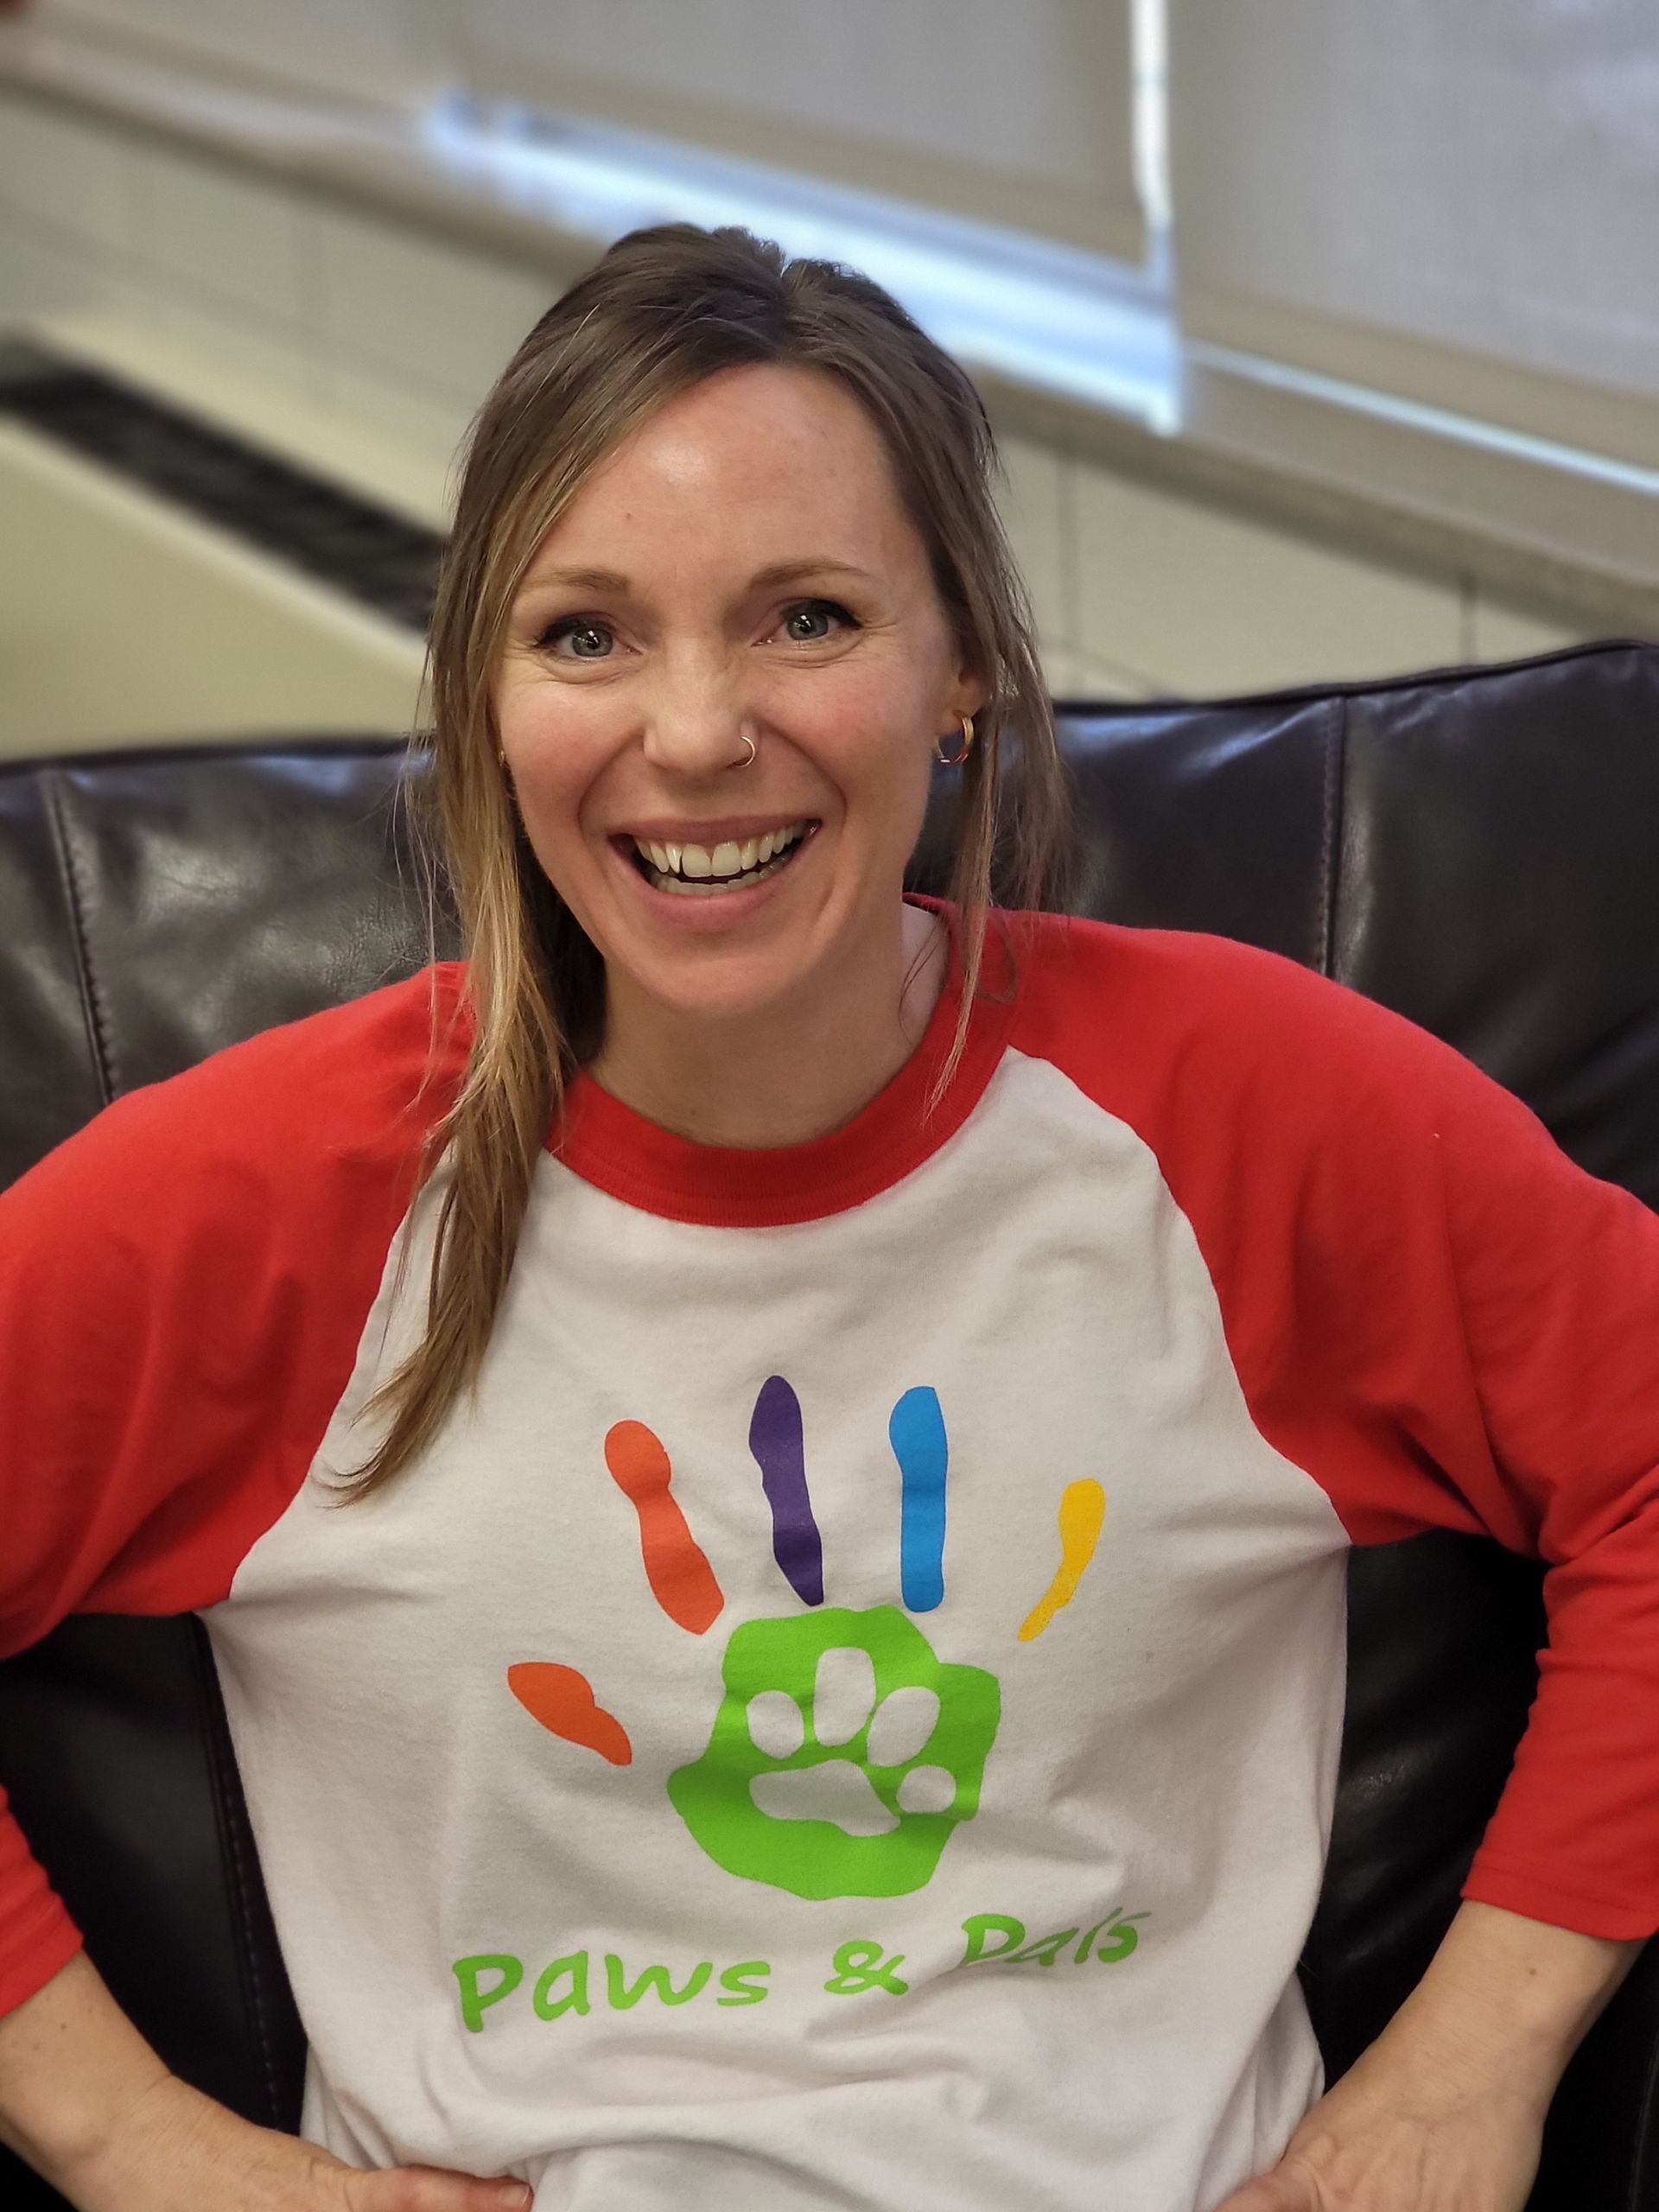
left=507, top=1662, right=633, bottom=1765
left=604, top=1420, right=725, bottom=1635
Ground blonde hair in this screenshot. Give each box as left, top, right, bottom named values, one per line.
left=346, top=221, right=1071, bottom=1496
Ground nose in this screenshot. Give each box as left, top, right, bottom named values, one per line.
left=640, top=653, right=756, bottom=780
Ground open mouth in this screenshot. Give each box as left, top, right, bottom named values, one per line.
left=626, top=819, right=816, bottom=898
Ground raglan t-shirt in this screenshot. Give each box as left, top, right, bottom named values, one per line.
left=4, top=905, right=1659, bottom=2212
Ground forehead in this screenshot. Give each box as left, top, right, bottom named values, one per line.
left=524, top=362, right=925, bottom=582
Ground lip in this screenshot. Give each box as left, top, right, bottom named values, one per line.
left=605, top=820, right=819, bottom=929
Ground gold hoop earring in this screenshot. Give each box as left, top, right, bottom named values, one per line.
left=934, top=713, right=975, bottom=768
left=735, top=732, right=758, bottom=769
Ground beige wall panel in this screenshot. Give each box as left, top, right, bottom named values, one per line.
left=1043, top=647, right=1147, bottom=700
left=1468, top=599, right=1592, bottom=665
left=315, top=204, right=556, bottom=408
left=134, top=142, right=307, bottom=329
left=995, top=434, right=1071, bottom=662
left=0, top=207, right=105, bottom=325
left=0, top=423, right=424, bottom=757
left=0, top=90, right=134, bottom=251
left=152, top=289, right=316, bottom=400
left=1074, top=463, right=1462, bottom=696
left=324, top=359, right=474, bottom=485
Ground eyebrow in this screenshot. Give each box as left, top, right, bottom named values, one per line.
left=519, top=556, right=878, bottom=595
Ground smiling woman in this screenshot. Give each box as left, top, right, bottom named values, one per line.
left=393, top=219, right=1067, bottom=1474
left=3, top=220, right=1659, bottom=2212
left=492, top=361, right=994, bottom=1140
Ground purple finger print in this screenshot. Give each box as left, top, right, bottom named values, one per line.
left=749, top=1375, right=823, bottom=1606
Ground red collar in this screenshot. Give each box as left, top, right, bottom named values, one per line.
left=549, top=900, right=1018, bottom=1227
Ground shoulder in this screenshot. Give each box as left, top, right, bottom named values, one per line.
left=1004, top=908, right=1479, bottom=1119
left=0, top=965, right=473, bottom=1637
left=1007, top=907, right=1381, bottom=1051
left=0, top=963, right=468, bottom=1266
left=995, top=909, right=1555, bottom=1211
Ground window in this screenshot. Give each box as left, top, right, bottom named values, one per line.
left=48, top=0, right=441, bottom=102
left=1169, top=0, right=1659, bottom=470
left=454, top=0, right=1146, bottom=266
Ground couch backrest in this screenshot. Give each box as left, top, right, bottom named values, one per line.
left=3, top=638, right=1657, bottom=2211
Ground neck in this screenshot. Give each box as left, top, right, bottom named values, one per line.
left=589, top=901, right=948, bottom=1148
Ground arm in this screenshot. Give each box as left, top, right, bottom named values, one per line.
left=1217, top=1901, right=1641, bottom=2210
left=0, top=1952, right=531, bottom=2212
left=0, top=976, right=454, bottom=2016
left=1028, top=929, right=1659, bottom=2206
left=1107, top=937, right=1659, bottom=1932
left=0, top=980, right=478, bottom=2206
left=1199, top=965, right=1659, bottom=2203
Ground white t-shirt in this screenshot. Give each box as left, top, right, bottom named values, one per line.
left=5, top=906, right=1659, bottom=2210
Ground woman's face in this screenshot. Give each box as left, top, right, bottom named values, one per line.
left=493, top=361, right=982, bottom=1033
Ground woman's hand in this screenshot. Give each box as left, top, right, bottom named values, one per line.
left=1216, top=1899, right=1642, bottom=2212
left=1211, top=2026, right=1545, bottom=2209
left=0, top=1952, right=531, bottom=2212
left=64, top=2069, right=533, bottom=2212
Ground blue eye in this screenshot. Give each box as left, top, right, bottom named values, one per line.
left=540, top=617, right=613, bottom=659
left=781, top=600, right=856, bottom=642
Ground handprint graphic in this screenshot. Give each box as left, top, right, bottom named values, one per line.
left=509, top=1377, right=1104, bottom=1903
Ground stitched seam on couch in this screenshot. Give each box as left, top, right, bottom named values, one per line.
left=39, top=769, right=117, bottom=1109
left=1315, top=696, right=1346, bottom=980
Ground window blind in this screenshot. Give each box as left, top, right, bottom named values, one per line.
left=47, top=0, right=442, bottom=104
left=1170, top=0, right=1659, bottom=468
left=456, top=0, right=1146, bottom=265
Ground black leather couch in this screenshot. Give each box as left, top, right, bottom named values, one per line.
left=3, top=637, right=1657, bottom=2209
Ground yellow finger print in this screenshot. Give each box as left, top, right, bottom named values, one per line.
left=1018, top=1480, right=1106, bottom=1641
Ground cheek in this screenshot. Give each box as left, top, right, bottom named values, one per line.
left=497, top=686, right=620, bottom=849
left=854, top=709, right=938, bottom=851
left=491, top=761, right=610, bottom=945
left=792, top=663, right=937, bottom=804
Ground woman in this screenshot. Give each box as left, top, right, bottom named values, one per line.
left=0, top=223, right=1654, bottom=2212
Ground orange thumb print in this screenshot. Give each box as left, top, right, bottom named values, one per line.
left=603, top=1420, right=725, bottom=1635
left=507, top=1663, right=632, bottom=1765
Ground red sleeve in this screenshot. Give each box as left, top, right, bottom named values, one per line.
left=1018, top=916, right=1659, bottom=1941
left=0, top=966, right=463, bottom=2016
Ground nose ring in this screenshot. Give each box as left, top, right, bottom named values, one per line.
left=735, top=732, right=758, bottom=769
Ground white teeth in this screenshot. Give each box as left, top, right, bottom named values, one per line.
left=658, top=861, right=773, bottom=896
left=631, top=820, right=812, bottom=890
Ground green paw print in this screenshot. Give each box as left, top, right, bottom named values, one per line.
left=667, top=1606, right=1000, bottom=1900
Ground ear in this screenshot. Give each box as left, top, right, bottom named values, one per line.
left=941, top=661, right=990, bottom=732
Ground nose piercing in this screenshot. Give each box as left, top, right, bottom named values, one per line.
left=735, top=732, right=758, bottom=769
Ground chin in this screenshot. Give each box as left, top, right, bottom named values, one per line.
left=630, top=949, right=816, bottom=1028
